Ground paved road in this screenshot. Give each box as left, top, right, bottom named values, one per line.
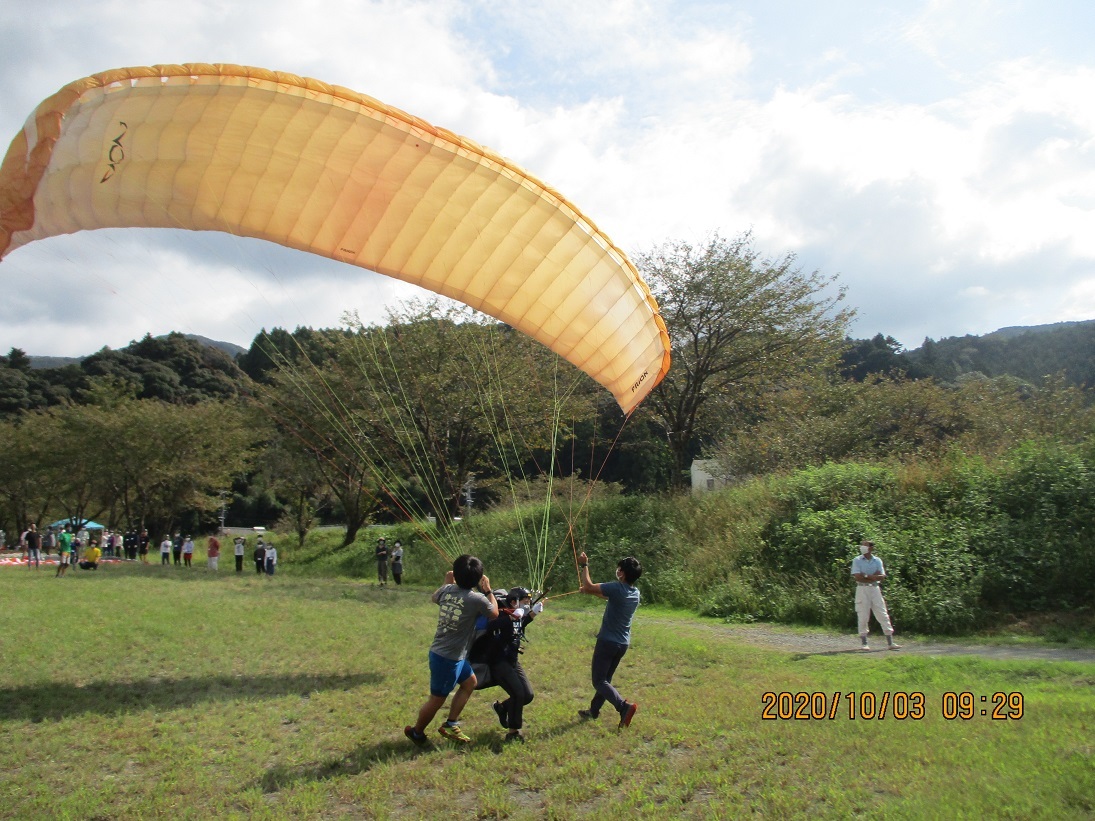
left=674, top=620, right=1095, bottom=663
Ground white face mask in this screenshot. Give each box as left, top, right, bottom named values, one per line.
left=859, top=545, right=871, bottom=555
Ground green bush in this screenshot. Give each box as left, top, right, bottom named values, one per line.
left=282, top=437, right=1095, bottom=634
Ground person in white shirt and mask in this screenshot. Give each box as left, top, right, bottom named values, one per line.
left=851, top=539, right=900, bottom=651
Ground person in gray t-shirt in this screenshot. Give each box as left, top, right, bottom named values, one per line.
left=405, top=554, right=498, bottom=745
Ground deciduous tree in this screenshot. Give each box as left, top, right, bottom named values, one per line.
left=636, top=232, right=853, bottom=486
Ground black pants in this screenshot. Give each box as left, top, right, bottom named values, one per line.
left=235, top=555, right=244, bottom=572
left=589, top=638, right=629, bottom=717
left=173, top=550, right=181, bottom=565
left=392, top=569, right=402, bottom=585
left=492, top=662, right=534, bottom=730
left=162, top=553, right=170, bottom=565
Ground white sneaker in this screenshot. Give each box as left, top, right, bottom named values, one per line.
left=860, top=644, right=871, bottom=651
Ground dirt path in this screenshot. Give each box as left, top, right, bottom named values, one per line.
left=671, top=621, right=1095, bottom=663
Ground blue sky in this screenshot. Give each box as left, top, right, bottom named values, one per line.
left=2, top=0, right=1093, bottom=356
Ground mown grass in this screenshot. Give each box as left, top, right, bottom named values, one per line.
left=1, top=562, right=1092, bottom=819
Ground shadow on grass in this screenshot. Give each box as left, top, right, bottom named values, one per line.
left=260, top=717, right=600, bottom=793
left=0, top=672, right=381, bottom=723
left=261, top=736, right=430, bottom=792
left=789, top=648, right=881, bottom=660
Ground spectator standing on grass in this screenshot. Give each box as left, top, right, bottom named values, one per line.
left=172, top=533, right=183, bottom=565
left=851, top=539, right=900, bottom=651
left=404, top=554, right=498, bottom=746
left=182, top=536, right=195, bottom=568
left=207, top=534, right=220, bottom=571
left=576, top=551, right=642, bottom=729
left=254, top=538, right=266, bottom=574
left=391, top=540, right=404, bottom=585
left=376, top=537, right=389, bottom=586
left=43, top=528, right=57, bottom=560
left=139, top=530, right=151, bottom=563
left=264, top=542, right=277, bottom=576
left=160, top=535, right=172, bottom=565
left=234, top=536, right=246, bottom=573
left=25, top=524, right=41, bottom=569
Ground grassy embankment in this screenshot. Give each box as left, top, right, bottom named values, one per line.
left=1, top=562, right=1092, bottom=819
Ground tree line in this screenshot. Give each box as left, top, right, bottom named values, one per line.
left=1, top=232, right=1091, bottom=546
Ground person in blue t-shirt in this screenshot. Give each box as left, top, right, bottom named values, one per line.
left=851, top=539, right=900, bottom=651
left=576, top=551, right=642, bottom=729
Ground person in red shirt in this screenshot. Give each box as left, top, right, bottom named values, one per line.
left=207, top=535, right=221, bottom=571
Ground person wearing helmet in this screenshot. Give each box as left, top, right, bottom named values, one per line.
left=469, top=586, right=543, bottom=742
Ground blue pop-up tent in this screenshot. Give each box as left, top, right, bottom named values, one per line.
left=49, top=519, right=105, bottom=531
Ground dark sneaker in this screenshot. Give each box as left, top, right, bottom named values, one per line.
left=619, top=702, right=638, bottom=729
left=578, top=709, right=596, bottom=721
left=404, top=725, right=427, bottom=746
left=504, top=730, right=525, bottom=743
left=492, top=701, right=509, bottom=729
left=438, top=723, right=471, bottom=743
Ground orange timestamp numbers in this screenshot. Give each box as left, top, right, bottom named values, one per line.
left=761, top=691, right=1025, bottom=720
left=762, top=691, right=925, bottom=720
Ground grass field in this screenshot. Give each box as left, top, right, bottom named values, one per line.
left=1, top=561, right=1092, bottom=819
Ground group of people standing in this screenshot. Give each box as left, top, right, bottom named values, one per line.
left=16, top=523, right=107, bottom=575
left=374, top=537, right=404, bottom=586
left=251, top=537, right=279, bottom=576
left=98, top=530, right=152, bottom=561
left=155, top=532, right=278, bottom=575
left=11, top=524, right=282, bottom=578
left=157, top=533, right=198, bottom=567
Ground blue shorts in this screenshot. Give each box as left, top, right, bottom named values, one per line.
left=428, top=651, right=474, bottom=697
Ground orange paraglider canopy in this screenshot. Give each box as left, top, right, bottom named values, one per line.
left=0, top=64, right=670, bottom=413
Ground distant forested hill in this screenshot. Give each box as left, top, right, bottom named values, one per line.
left=839, top=320, right=1095, bottom=387
left=901, top=320, right=1095, bottom=386
left=1, top=333, right=247, bottom=415
left=7, top=318, right=1093, bottom=419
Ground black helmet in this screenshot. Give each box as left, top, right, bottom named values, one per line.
left=492, top=589, right=509, bottom=601
left=507, top=587, right=531, bottom=604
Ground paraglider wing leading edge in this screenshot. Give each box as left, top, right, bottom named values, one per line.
left=0, top=64, right=670, bottom=414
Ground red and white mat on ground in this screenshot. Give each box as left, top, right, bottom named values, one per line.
left=0, top=554, right=124, bottom=567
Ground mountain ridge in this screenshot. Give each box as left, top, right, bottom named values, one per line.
left=27, top=334, right=246, bottom=369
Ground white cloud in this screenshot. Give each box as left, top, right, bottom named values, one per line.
left=2, top=0, right=1094, bottom=357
